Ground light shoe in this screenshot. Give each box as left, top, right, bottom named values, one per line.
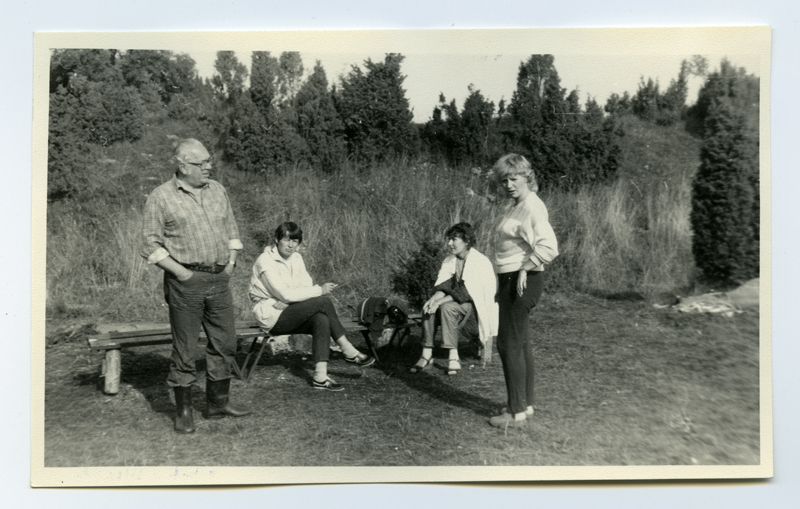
left=344, top=352, right=376, bottom=367
left=313, top=377, right=344, bottom=392
left=496, top=406, right=534, bottom=417
left=489, top=412, right=528, bottom=428
left=446, top=359, right=461, bottom=376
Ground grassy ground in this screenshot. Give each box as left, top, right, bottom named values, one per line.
left=44, top=293, right=759, bottom=467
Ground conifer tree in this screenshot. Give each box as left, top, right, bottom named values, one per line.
left=421, top=86, right=498, bottom=167
left=278, top=52, right=304, bottom=107
left=249, top=51, right=281, bottom=119
left=631, top=77, right=661, bottom=121
left=118, top=50, right=198, bottom=105
left=295, top=61, right=346, bottom=172
left=335, top=53, right=418, bottom=161
left=224, top=92, right=308, bottom=173
left=459, top=86, right=498, bottom=165
left=506, top=54, right=621, bottom=190
left=659, top=60, right=690, bottom=122
left=212, top=51, right=248, bottom=102
left=604, top=91, right=631, bottom=116
left=47, top=49, right=147, bottom=200
left=690, top=61, right=760, bottom=283
left=222, top=51, right=309, bottom=173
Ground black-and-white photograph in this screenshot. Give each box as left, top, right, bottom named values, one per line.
left=31, top=27, right=770, bottom=486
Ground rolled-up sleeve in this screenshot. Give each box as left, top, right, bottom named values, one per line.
left=141, top=193, right=170, bottom=264
left=224, top=189, right=242, bottom=251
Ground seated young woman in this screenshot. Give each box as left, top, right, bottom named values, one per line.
left=249, top=221, right=375, bottom=391
left=410, top=222, right=498, bottom=376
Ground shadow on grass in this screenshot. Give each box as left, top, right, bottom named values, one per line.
left=587, top=289, right=647, bottom=302
left=373, top=342, right=500, bottom=418
left=74, top=350, right=176, bottom=418
left=237, top=348, right=371, bottom=388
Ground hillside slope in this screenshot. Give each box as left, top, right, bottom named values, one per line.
left=45, top=114, right=704, bottom=327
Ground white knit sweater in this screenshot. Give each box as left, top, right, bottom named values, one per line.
left=494, top=192, right=559, bottom=274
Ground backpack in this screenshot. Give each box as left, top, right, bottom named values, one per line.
left=355, top=297, right=410, bottom=340
left=356, top=297, right=389, bottom=340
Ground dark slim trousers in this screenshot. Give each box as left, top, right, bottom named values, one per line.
left=269, top=296, right=347, bottom=363
left=496, top=270, right=545, bottom=415
left=164, top=270, right=237, bottom=387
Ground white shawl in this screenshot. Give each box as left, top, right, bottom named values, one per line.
left=434, top=248, right=499, bottom=345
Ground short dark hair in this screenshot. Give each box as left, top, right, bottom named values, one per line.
left=275, top=222, right=303, bottom=243
left=445, top=222, right=476, bottom=248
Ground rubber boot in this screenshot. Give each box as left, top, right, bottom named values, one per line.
left=205, top=378, right=252, bottom=419
left=173, top=386, right=196, bottom=434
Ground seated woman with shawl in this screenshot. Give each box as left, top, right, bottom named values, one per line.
left=409, top=222, right=498, bottom=376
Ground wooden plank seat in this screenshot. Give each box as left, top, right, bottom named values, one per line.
left=88, top=314, right=422, bottom=394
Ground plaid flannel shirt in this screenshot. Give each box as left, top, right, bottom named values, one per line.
left=141, top=176, right=242, bottom=265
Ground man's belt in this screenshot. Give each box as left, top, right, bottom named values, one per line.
left=181, top=263, right=227, bottom=274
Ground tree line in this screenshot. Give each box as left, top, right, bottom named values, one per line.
left=48, top=50, right=627, bottom=192
left=46, top=49, right=759, bottom=285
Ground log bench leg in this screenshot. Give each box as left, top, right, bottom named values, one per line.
left=104, top=349, right=121, bottom=395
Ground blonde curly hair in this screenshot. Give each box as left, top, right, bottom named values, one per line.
left=492, top=153, right=538, bottom=193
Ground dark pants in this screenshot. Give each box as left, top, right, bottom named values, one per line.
left=270, top=296, right=347, bottom=363
left=164, top=270, right=236, bottom=388
left=496, top=270, right=545, bottom=415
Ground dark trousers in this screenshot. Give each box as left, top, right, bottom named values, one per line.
left=270, top=296, right=347, bottom=363
left=496, top=270, right=545, bottom=415
left=164, top=271, right=236, bottom=387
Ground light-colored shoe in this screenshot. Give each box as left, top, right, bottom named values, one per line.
left=489, top=412, right=528, bottom=428
left=446, top=359, right=461, bottom=376
left=496, top=406, right=534, bottom=417
left=313, top=377, right=344, bottom=392
left=345, top=352, right=376, bottom=367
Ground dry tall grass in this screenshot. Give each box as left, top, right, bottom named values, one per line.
left=45, top=115, right=701, bottom=323
left=547, top=174, right=694, bottom=296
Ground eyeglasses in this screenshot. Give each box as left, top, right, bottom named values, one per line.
left=183, top=158, right=213, bottom=169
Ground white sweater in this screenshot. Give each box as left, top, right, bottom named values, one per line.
left=494, top=192, right=559, bottom=274
left=249, top=245, right=322, bottom=331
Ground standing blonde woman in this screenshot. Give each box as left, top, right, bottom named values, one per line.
left=490, top=154, right=559, bottom=428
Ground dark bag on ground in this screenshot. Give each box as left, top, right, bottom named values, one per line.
left=356, top=297, right=410, bottom=340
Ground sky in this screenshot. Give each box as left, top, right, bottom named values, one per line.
left=190, top=50, right=760, bottom=123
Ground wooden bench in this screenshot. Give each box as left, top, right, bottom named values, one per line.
left=87, top=315, right=422, bottom=394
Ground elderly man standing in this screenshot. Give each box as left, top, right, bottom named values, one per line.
left=141, top=138, right=251, bottom=434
